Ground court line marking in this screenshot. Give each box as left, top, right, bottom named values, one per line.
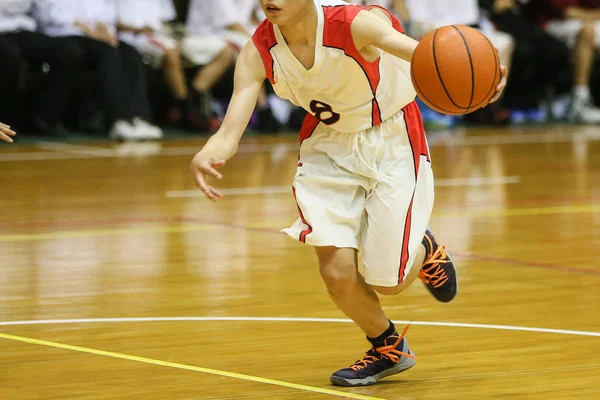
left=0, top=332, right=383, bottom=400
left=3, top=130, right=600, bottom=162
left=0, top=224, right=215, bottom=242
left=1, top=317, right=599, bottom=337
left=165, top=176, right=521, bottom=198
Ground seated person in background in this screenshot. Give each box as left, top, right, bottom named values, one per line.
left=183, top=0, right=281, bottom=132
left=349, top=0, right=411, bottom=24
left=0, top=0, right=79, bottom=136
left=527, top=0, right=600, bottom=123
left=32, top=0, right=162, bottom=141
left=1, top=122, right=17, bottom=143
left=117, top=0, right=234, bottom=132
left=481, top=0, right=572, bottom=123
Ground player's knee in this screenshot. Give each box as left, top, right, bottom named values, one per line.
left=319, top=262, right=356, bottom=295
left=372, top=284, right=405, bottom=296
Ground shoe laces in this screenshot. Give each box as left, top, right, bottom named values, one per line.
left=419, top=245, right=450, bottom=288
left=349, top=325, right=416, bottom=371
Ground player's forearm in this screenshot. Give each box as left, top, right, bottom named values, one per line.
left=377, top=33, right=419, bottom=63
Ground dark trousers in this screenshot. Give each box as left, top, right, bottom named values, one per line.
left=491, top=10, right=572, bottom=108
left=57, top=36, right=152, bottom=125
left=0, top=30, right=80, bottom=127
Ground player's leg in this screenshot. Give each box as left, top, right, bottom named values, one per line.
left=314, top=246, right=389, bottom=338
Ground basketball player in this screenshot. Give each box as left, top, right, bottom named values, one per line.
left=190, top=0, right=508, bottom=387
left=0, top=122, right=16, bottom=143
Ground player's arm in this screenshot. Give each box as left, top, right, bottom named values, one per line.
left=351, top=9, right=418, bottom=63
left=190, top=40, right=266, bottom=202
left=351, top=9, right=508, bottom=103
left=1, top=122, right=16, bottom=143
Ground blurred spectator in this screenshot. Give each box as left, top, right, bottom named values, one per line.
left=32, top=0, right=162, bottom=140
left=0, top=0, right=79, bottom=136
left=117, top=0, right=229, bottom=132
left=349, top=0, right=411, bottom=24
left=481, top=0, right=572, bottom=122
left=184, top=0, right=282, bottom=132
left=526, top=0, right=600, bottom=123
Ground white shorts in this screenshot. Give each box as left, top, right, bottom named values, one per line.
left=546, top=19, right=600, bottom=48
left=180, top=34, right=228, bottom=66
left=120, top=32, right=178, bottom=69
left=283, top=102, right=435, bottom=287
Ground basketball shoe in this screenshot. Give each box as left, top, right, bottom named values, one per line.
left=419, top=229, right=458, bottom=303
left=330, top=325, right=416, bottom=387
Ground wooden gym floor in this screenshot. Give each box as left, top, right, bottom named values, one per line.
left=1, top=125, right=599, bottom=400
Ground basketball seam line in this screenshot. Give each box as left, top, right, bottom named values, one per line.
left=451, top=25, right=475, bottom=112
left=432, top=28, right=468, bottom=110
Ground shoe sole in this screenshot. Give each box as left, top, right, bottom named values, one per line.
left=329, top=350, right=417, bottom=387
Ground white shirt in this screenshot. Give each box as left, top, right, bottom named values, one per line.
left=33, top=0, right=117, bottom=37
left=0, top=0, right=36, bottom=32
left=405, top=0, right=479, bottom=26
left=117, top=0, right=175, bottom=31
left=186, top=0, right=243, bottom=36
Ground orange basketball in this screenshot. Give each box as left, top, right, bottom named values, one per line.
left=410, top=25, right=501, bottom=115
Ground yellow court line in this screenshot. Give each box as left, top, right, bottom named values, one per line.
left=0, top=332, right=384, bottom=400
left=1, top=203, right=599, bottom=243
left=0, top=224, right=215, bottom=242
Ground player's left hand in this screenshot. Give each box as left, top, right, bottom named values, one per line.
left=488, top=65, right=508, bottom=104
left=0, top=122, right=16, bottom=143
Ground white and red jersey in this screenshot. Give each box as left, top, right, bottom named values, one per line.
left=252, top=0, right=417, bottom=133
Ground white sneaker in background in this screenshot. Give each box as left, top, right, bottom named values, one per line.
left=109, top=120, right=139, bottom=141
left=568, top=94, right=600, bottom=124
left=133, top=117, right=163, bottom=140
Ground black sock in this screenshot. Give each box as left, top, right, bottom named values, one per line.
left=367, top=320, right=397, bottom=348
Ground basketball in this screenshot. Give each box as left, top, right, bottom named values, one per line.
left=410, top=25, right=502, bottom=115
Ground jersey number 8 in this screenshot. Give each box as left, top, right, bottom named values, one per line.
left=310, top=100, right=340, bottom=125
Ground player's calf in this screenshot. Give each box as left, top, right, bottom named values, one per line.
left=419, top=230, right=458, bottom=303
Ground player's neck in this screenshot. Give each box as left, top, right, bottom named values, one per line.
left=277, top=1, right=318, bottom=46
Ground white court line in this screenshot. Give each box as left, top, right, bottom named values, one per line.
left=165, top=176, right=520, bottom=198
left=3, top=131, right=600, bottom=162
left=0, top=316, right=598, bottom=337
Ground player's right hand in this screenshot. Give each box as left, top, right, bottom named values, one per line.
left=190, top=152, right=225, bottom=202
left=0, top=122, right=16, bottom=143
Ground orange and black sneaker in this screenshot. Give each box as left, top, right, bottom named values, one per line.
left=329, top=325, right=416, bottom=387
left=419, top=229, right=457, bottom=303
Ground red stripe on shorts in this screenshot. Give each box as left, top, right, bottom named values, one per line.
left=292, top=187, right=313, bottom=243
left=398, top=101, right=429, bottom=282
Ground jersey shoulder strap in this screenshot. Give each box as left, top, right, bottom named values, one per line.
left=251, top=20, right=277, bottom=84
